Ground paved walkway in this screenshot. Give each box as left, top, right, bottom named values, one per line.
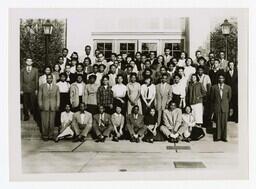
left=21, top=122, right=238, bottom=173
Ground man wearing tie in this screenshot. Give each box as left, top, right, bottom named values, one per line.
left=20, top=58, right=39, bottom=121
left=210, top=74, right=232, bottom=142
left=126, top=105, right=147, bottom=143
left=71, top=102, right=92, bottom=142
left=38, top=74, right=60, bottom=141
left=92, top=106, right=113, bottom=142
left=155, top=74, right=173, bottom=126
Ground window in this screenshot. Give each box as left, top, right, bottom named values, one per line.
left=119, top=43, right=136, bottom=58
left=164, top=39, right=184, bottom=58
left=96, top=42, right=113, bottom=60
left=141, top=42, right=158, bottom=56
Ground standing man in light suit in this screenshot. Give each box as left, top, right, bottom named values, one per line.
left=20, top=58, right=39, bottom=121
left=155, top=73, right=172, bottom=126
left=210, top=74, right=232, bottom=142
left=38, top=74, right=60, bottom=141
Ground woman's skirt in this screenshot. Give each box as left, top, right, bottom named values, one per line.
left=191, top=103, right=203, bottom=124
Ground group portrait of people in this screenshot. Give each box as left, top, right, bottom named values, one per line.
left=20, top=45, right=238, bottom=144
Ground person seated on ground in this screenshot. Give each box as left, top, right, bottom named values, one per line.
left=160, top=101, right=183, bottom=143
left=92, top=105, right=112, bottom=143
left=55, top=104, right=74, bottom=142
left=181, top=105, right=205, bottom=142
left=126, top=105, right=147, bottom=143
left=180, top=105, right=196, bottom=142
left=111, top=105, right=125, bottom=142
left=71, top=102, right=92, bottom=142
left=143, top=108, right=158, bottom=143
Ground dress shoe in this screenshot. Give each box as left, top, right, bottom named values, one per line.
left=222, top=139, right=228, bottom=142
left=101, top=136, right=106, bottom=142
left=95, top=135, right=104, bottom=143
left=214, top=139, right=221, bottom=142
left=54, top=137, right=59, bottom=143
left=148, top=138, right=154, bottom=143
left=112, top=136, right=119, bottom=142
left=80, top=136, right=86, bottom=142
left=135, top=138, right=140, bottom=143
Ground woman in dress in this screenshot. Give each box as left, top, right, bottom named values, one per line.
left=151, top=55, right=164, bottom=72
left=186, top=73, right=206, bottom=126
left=143, top=107, right=158, bottom=143
left=111, top=74, right=127, bottom=115
left=184, top=57, right=196, bottom=80
left=171, top=73, right=186, bottom=108
left=127, top=73, right=142, bottom=114
left=177, top=51, right=187, bottom=67
left=52, top=63, right=61, bottom=82
left=83, top=74, right=100, bottom=115
left=140, top=77, right=156, bottom=114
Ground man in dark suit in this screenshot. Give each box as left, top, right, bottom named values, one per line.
left=126, top=105, right=147, bottom=143
left=20, top=58, right=39, bottom=121
left=225, top=61, right=238, bottom=122
left=38, top=74, right=60, bottom=141
left=64, top=64, right=76, bottom=84
left=209, top=59, right=225, bottom=85
left=210, top=74, right=232, bottom=142
left=62, top=48, right=70, bottom=66
left=92, top=105, right=113, bottom=142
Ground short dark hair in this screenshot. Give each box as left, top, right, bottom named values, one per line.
left=83, top=57, right=92, bottom=64
left=177, top=66, right=185, bottom=71
left=92, top=64, right=99, bottom=68
left=197, top=57, right=206, bottom=63
left=161, top=73, right=168, bottom=78
left=59, top=72, right=66, bottom=78
left=174, top=73, right=182, bottom=79
left=76, top=63, right=84, bottom=69
left=88, top=74, right=97, bottom=80
left=190, top=73, right=200, bottom=82
left=167, top=62, right=175, bottom=67
left=85, top=45, right=91, bottom=49
left=62, top=48, right=68, bottom=52
left=99, top=64, right=106, bottom=69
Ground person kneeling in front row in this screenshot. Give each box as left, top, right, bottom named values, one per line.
left=160, top=101, right=183, bottom=143
left=71, top=102, right=92, bottom=142
left=92, top=105, right=113, bottom=142
left=111, top=105, right=125, bottom=142
left=126, top=105, right=147, bottom=143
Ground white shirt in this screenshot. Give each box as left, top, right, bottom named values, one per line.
left=59, top=63, right=65, bottom=73
left=61, top=111, right=73, bottom=124
left=177, top=59, right=186, bottom=67
left=26, top=65, right=32, bottom=72
left=108, top=73, right=117, bottom=87
left=76, top=82, right=84, bottom=96
left=171, top=82, right=186, bottom=98
left=70, top=66, right=76, bottom=74
left=141, top=84, right=156, bottom=100
left=112, top=84, right=127, bottom=98
left=198, top=74, right=211, bottom=92
left=184, top=66, right=196, bottom=80
left=56, top=81, right=70, bottom=93
left=218, top=83, right=224, bottom=99
left=80, top=113, right=86, bottom=124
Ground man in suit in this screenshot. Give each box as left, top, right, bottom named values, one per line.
left=225, top=61, right=238, bottom=123
left=210, top=74, right=232, bottom=142
left=160, top=101, right=183, bottom=143
left=92, top=105, right=113, bottom=142
left=155, top=73, right=173, bottom=126
left=126, top=105, right=147, bottom=143
left=163, top=47, right=172, bottom=67
left=209, top=59, right=225, bottom=85
left=38, top=74, right=60, bottom=141
left=64, top=64, right=76, bottom=84
left=20, top=58, right=39, bottom=121
left=219, top=51, right=229, bottom=72
left=71, top=102, right=92, bottom=142
left=62, top=48, right=70, bottom=66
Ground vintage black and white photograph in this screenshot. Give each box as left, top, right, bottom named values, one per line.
left=8, top=8, right=248, bottom=180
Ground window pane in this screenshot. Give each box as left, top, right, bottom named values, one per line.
left=173, top=43, right=181, bottom=50
left=120, top=50, right=127, bottom=55
left=97, top=43, right=104, bottom=51
left=142, top=43, right=157, bottom=51
left=105, top=43, right=112, bottom=50
left=128, top=43, right=135, bottom=50
left=104, top=51, right=112, bottom=59
left=165, top=43, right=172, bottom=50
left=120, top=43, right=127, bottom=51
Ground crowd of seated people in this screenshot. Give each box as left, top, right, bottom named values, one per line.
left=20, top=45, right=238, bottom=143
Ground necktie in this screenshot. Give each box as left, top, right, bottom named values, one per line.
left=220, top=85, right=223, bottom=99
left=147, top=87, right=150, bottom=99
